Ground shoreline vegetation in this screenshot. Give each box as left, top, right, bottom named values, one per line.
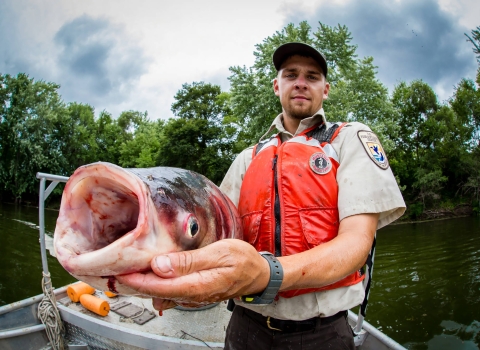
left=1, top=201, right=474, bottom=225
left=1, top=22, right=479, bottom=222
left=395, top=204, right=474, bottom=225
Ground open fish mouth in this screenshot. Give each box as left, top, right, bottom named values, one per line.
left=55, top=163, right=155, bottom=276
left=64, top=175, right=140, bottom=252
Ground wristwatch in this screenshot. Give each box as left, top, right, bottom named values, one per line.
left=241, top=252, right=283, bottom=304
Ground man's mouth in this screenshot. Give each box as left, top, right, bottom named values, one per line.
left=292, top=96, right=309, bottom=101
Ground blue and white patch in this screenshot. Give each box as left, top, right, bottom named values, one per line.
left=358, top=131, right=389, bottom=170
left=309, top=152, right=332, bottom=175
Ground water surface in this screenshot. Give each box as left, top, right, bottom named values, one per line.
left=0, top=203, right=75, bottom=305
left=369, top=217, right=480, bottom=349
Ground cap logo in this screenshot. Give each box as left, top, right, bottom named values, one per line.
left=357, top=131, right=389, bottom=170
left=309, top=152, right=331, bottom=174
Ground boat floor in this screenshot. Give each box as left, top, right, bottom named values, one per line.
left=58, top=291, right=231, bottom=345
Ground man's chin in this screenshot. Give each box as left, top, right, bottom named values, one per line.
left=285, top=105, right=315, bottom=120
left=289, top=111, right=312, bottom=120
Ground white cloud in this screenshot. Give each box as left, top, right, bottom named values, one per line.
left=437, top=0, right=480, bottom=29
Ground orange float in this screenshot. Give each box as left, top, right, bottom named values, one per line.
left=104, top=291, right=117, bottom=298
left=67, top=282, right=95, bottom=303
left=79, top=294, right=110, bottom=317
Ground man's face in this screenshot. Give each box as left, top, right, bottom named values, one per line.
left=273, top=55, right=330, bottom=121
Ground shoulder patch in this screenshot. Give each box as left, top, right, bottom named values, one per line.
left=357, top=131, right=389, bottom=170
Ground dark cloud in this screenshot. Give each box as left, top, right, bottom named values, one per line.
left=284, top=0, right=478, bottom=101
left=54, top=15, right=150, bottom=104
left=55, top=17, right=110, bottom=77
left=0, top=5, right=149, bottom=116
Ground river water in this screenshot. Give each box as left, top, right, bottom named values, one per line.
left=0, top=203, right=479, bottom=349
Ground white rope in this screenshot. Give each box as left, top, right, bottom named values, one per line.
left=37, top=272, right=66, bottom=350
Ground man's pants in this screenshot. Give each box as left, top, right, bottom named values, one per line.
left=224, top=306, right=356, bottom=350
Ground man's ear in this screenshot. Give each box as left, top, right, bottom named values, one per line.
left=273, top=78, right=280, bottom=97
left=323, top=82, right=330, bottom=100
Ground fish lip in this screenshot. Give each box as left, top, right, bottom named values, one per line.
left=55, top=162, right=150, bottom=276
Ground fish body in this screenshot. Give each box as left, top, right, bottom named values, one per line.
left=54, top=162, right=241, bottom=294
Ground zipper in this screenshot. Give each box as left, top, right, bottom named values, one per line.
left=272, top=155, right=281, bottom=256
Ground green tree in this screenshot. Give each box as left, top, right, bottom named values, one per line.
left=460, top=149, right=480, bottom=211
left=119, top=119, right=164, bottom=168
left=94, top=110, right=149, bottom=165
left=390, top=81, right=439, bottom=196
left=58, top=103, right=99, bottom=174
left=390, top=80, right=473, bottom=207
left=94, top=111, right=120, bottom=164
left=451, top=79, right=480, bottom=147
left=456, top=26, right=480, bottom=209
left=157, top=82, right=234, bottom=184
left=465, top=26, right=480, bottom=65
left=0, top=73, right=67, bottom=202
left=117, top=110, right=148, bottom=141
left=413, top=168, right=448, bottom=210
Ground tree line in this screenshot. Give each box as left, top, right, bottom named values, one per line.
left=1, top=22, right=479, bottom=220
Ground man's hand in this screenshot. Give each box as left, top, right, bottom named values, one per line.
left=116, top=239, right=270, bottom=312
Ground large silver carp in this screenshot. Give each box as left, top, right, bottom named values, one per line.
left=54, top=162, right=242, bottom=295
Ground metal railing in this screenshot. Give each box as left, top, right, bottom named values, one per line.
left=36, top=172, right=69, bottom=286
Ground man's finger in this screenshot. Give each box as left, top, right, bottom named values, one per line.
left=151, top=239, right=243, bottom=278
left=116, top=270, right=225, bottom=300
left=152, top=298, right=177, bottom=313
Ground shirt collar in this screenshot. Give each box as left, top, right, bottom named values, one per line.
left=260, top=108, right=327, bottom=141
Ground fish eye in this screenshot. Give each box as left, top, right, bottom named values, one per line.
left=187, top=216, right=199, bottom=238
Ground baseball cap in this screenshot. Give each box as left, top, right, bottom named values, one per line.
left=272, top=42, right=328, bottom=77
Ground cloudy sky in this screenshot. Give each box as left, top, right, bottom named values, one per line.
left=0, top=0, right=478, bottom=120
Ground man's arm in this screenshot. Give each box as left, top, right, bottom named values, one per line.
left=116, top=213, right=378, bottom=311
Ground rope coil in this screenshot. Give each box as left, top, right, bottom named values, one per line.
left=37, top=272, right=66, bottom=350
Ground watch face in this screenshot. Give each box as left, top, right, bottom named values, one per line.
left=259, top=251, right=274, bottom=257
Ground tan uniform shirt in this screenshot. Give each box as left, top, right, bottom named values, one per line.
left=220, top=109, right=406, bottom=320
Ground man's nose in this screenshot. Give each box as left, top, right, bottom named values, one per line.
left=294, top=76, right=307, bottom=89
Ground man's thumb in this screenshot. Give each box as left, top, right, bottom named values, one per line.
left=151, top=255, right=174, bottom=277
left=151, top=252, right=193, bottom=278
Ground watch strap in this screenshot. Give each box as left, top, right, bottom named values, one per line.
left=241, top=252, right=283, bottom=305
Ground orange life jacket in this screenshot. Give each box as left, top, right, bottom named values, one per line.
left=238, top=122, right=364, bottom=298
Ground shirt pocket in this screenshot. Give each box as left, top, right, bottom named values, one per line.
left=241, top=211, right=263, bottom=246
left=299, top=207, right=339, bottom=247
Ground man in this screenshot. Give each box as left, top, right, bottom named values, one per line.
left=118, top=43, right=405, bottom=349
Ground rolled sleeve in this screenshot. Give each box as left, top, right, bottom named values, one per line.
left=332, top=122, right=406, bottom=229
left=219, top=146, right=254, bottom=207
